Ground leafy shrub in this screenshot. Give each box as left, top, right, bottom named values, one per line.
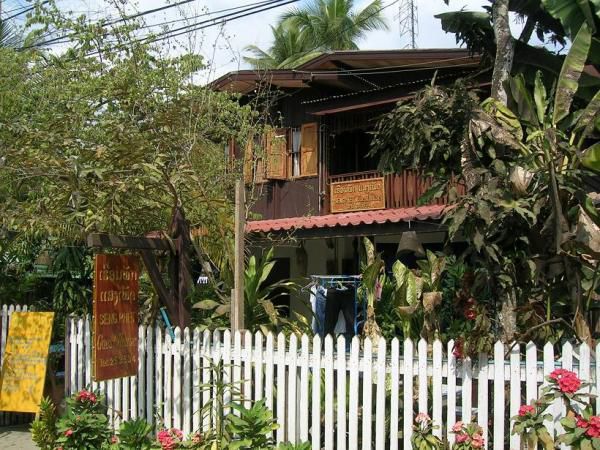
left=31, top=397, right=58, bottom=450
left=117, top=417, right=154, bottom=449
left=225, top=399, right=278, bottom=449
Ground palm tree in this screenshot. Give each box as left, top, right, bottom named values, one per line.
left=244, top=20, right=317, bottom=69
left=283, top=0, right=388, bottom=51
left=244, top=0, right=388, bottom=69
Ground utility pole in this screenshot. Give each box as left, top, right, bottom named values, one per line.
left=231, top=179, right=245, bottom=332
left=397, top=0, right=418, bottom=49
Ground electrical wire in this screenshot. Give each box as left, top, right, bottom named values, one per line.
left=24, top=0, right=295, bottom=50
left=3, top=1, right=50, bottom=21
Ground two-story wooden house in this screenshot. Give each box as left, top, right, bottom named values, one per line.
left=212, top=48, right=486, bottom=320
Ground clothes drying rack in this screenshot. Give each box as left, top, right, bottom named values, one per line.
left=310, top=275, right=364, bottom=335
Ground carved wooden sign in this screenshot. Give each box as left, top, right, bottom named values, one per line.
left=93, top=254, right=139, bottom=382
left=330, top=177, right=385, bottom=213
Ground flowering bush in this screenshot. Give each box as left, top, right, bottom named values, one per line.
left=157, top=428, right=184, bottom=450
left=451, top=421, right=485, bottom=449
left=511, top=369, right=599, bottom=449
left=410, top=413, right=444, bottom=450
left=511, top=402, right=553, bottom=449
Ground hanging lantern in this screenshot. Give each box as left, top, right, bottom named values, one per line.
left=396, top=231, right=425, bottom=257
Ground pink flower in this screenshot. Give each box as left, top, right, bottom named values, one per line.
left=170, top=428, right=183, bottom=439
left=518, top=405, right=535, bottom=416
left=415, top=412, right=430, bottom=424
left=452, top=421, right=464, bottom=432
left=64, top=429, right=73, bottom=437
left=455, top=433, right=469, bottom=443
left=111, top=435, right=119, bottom=444
left=192, top=433, right=202, bottom=444
left=472, top=433, right=484, bottom=448
left=587, top=427, right=600, bottom=438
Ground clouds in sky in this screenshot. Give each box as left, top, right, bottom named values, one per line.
left=55, top=0, right=492, bottom=81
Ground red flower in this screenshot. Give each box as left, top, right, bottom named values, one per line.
left=576, top=416, right=589, bottom=429
left=518, top=405, right=535, bottom=416
left=452, top=421, right=464, bottom=432
left=587, top=427, right=600, bottom=438
left=64, top=429, right=73, bottom=437
left=465, top=309, right=477, bottom=320
left=549, top=368, right=572, bottom=381
left=453, top=340, right=464, bottom=359
left=558, top=374, right=581, bottom=394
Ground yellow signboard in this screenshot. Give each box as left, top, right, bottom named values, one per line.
left=330, top=177, right=386, bottom=213
left=0, top=312, right=54, bottom=413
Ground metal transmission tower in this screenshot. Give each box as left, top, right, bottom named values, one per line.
left=397, top=0, right=418, bottom=48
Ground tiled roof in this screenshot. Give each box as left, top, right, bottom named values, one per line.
left=245, top=205, right=447, bottom=233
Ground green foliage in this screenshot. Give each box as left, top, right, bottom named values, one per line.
left=30, top=397, right=58, bottom=450
left=225, top=400, right=278, bottom=450
left=193, top=248, right=305, bottom=334
left=116, top=417, right=154, bottom=450
left=372, top=7, right=600, bottom=343
left=411, top=414, right=445, bottom=450
left=0, top=1, right=257, bottom=251
left=369, top=81, right=477, bottom=178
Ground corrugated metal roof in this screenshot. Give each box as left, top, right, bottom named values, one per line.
left=245, top=205, right=447, bottom=233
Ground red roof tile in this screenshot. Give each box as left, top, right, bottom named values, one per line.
left=245, top=205, right=447, bottom=233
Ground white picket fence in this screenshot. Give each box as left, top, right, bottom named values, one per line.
left=65, top=317, right=599, bottom=450
left=0, top=304, right=34, bottom=425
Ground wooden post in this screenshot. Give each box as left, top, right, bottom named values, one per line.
left=232, top=180, right=245, bottom=332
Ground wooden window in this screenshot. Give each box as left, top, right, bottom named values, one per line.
left=300, top=122, right=318, bottom=177
left=266, top=129, right=288, bottom=180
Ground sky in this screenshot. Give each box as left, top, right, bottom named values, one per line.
left=6, top=0, right=520, bottom=82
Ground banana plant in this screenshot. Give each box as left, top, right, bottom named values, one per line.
left=360, top=237, right=385, bottom=341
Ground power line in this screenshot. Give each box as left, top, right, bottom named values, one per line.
left=3, top=1, right=50, bottom=21
left=25, top=0, right=295, bottom=50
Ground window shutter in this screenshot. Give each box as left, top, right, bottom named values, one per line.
left=243, top=138, right=253, bottom=184
left=266, top=128, right=288, bottom=180
left=301, top=122, right=318, bottom=176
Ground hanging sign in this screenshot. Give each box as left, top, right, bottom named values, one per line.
left=330, top=177, right=385, bottom=213
left=93, top=254, right=139, bottom=382
left=0, top=312, right=54, bottom=412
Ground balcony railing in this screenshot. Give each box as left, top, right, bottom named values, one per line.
left=327, top=169, right=464, bottom=213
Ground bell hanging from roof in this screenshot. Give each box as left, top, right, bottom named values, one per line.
left=396, top=231, right=425, bottom=257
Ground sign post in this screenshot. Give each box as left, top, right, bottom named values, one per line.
left=0, top=312, right=54, bottom=413
left=93, top=254, right=139, bottom=381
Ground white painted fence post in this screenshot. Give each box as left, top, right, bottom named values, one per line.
left=362, top=338, right=373, bottom=450
left=324, top=335, right=334, bottom=450
left=375, top=337, right=387, bottom=450
left=509, top=343, right=521, bottom=450
left=276, top=332, right=287, bottom=444
left=493, top=342, right=505, bottom=450
left=432, top=340, right=442, bottom=439
left=348, top=336, right=360, bottom=450
left=403, top=338, right=414, bottom=450
left=336, top=335, right=347, bottom=450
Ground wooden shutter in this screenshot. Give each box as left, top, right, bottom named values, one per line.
left=300, top=122, right=318, bottom=176
left=266, top=128, right=288, bottom=180
left=243, top=138, right=253, bottom=184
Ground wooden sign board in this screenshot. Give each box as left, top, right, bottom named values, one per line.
left=0, top=312, right=54, bottom=413
left=330, top=177, right=386, bottom=213
left=93, top=254, right=139, bottom=382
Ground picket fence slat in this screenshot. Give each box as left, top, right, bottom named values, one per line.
left=59, top=317, right=600, bottom=448
left=509, top=344, right=521, bottom=450
left=447, top=340, right=456, bottom=446
left=348, top=336, right=359, bottom=450
left=336, top=335, right=347, bottom=450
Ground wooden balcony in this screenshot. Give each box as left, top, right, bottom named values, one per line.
left=327, top=169, right=464, bottom=213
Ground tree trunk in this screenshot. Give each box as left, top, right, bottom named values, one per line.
left=491, top=0, right=518, bottom=342
left=491, top=0, right=515, bottom=104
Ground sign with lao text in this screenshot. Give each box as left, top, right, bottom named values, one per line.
left=0, top=312, right=54, bottom=412
left=330, top=177, right=385, bottom=213
left=93, top=254, right=139, bottom=382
